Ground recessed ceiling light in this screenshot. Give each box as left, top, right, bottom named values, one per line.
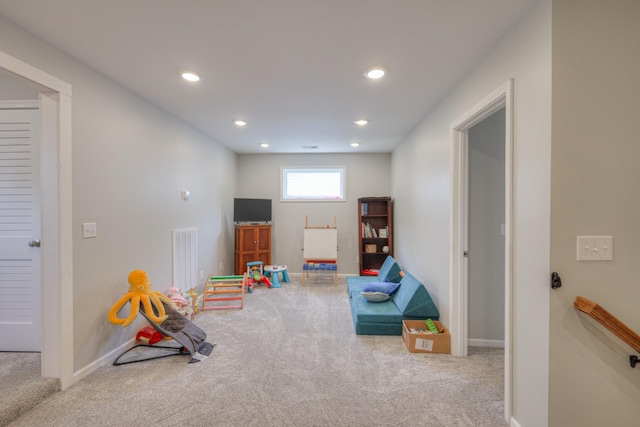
left=351, top=142, right=361, bottom=147
left=354, top=119, right=368, bottom=126
left=259, top=143, right=269, bottom=148
left=234, top=120, right=247, bottom=127
left=181, top=72, right=200, bottom=82
left=364, top=68, right=385, bottom=79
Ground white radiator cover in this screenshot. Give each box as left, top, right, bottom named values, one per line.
left=172, top=227, right=197, bottom=289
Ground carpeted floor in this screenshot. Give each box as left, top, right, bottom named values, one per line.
left=5, top=275, right=506, bottom=427
left=0, top=352, right=59, bottom=427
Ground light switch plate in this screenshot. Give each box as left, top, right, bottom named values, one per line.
left=576, top=236, right=613, bottom=261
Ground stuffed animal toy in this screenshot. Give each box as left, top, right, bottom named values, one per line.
left=188, top=288, right=199, bottom=315
left=108, top=270, right=173, bottom=327
left=164, top=287, right=188, bottom=306
left=170, top=293, right=188, bottom=307
left=163, top=286, right=198, bottom=319
left=164, top=286, right=190, bottom=313
left=164, top=286, right=182, bottom=298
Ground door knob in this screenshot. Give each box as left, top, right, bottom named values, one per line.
left=28, top=239, right=41, bottom=247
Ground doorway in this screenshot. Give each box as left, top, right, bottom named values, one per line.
left=0, top=102, right=42, bottom=351
left=450, top=80, right=513, bottom=422
left=467, top=108, right=506, bottom=349
left=0, top=51, right=74, bottom=389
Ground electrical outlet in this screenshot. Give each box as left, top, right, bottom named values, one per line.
left=199, top=270, right=204, bottom=280
left=576, top=236, right=613, bottom=261
left=355, top=255, right=359, bottom=264
left=82, top=222, right=97, bottom=239
left=219, top=262, right=223, bottom=271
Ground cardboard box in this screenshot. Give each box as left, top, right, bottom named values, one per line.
left=365, top=244, right=377, bottom=253
left=402, top=320, right=451, bottom=354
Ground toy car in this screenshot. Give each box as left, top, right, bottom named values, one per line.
left=135, top=325, right=164, bottom=345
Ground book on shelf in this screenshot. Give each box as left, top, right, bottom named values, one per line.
left=361, top=202, right=368, bottom=216
left=361, top=222, right=378, bottom=238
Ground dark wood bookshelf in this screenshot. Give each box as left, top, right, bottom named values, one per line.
left=357, top=197, right=393, bottom=275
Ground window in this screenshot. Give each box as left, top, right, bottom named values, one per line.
left=281, top=167, right=346, bottom=201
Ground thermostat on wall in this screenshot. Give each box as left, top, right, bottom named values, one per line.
left=181, top=189, right=190, bottom=200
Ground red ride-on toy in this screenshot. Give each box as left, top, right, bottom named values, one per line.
left=135, top=325, right=165, bottom=345
left=246, top=261, right=271, bottom=293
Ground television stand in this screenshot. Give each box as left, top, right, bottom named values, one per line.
left=234, top=224, right=272, bottom=275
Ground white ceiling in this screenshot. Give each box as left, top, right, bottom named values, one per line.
left=0, top=0, right=535, bottom=154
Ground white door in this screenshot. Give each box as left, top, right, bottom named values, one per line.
left=0, top=106, right=41, bottom=351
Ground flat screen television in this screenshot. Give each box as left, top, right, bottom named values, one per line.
left=233, top=198, right=272, bottom=223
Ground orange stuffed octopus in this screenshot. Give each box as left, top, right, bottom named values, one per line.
left=108, top=270, right=172, bottom=327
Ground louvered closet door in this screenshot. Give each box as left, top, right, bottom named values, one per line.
left=0, top=107, right=41, bottom=351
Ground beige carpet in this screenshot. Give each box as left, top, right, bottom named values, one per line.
left=6, top=275, right=506, bottom=427
left=0, top=352, right=59, bottom=427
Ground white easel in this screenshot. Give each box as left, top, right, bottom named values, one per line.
left=302, top=216, right=338, bottom=286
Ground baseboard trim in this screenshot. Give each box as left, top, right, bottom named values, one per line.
left=468, top=338, right=505, bottom=348
left=73, top=337, right=135, bottom=383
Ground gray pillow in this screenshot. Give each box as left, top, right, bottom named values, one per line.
left=361, top=291, right=392, bottom=302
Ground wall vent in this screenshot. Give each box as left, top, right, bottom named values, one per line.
left=171, top=227, right=197, bottom=289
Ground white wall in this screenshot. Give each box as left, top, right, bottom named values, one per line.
left=0, top=73, right=38, bottom=99
left=468, top=108, right=505, bottom=344
left=549, top=0, right=640, bottom=425
left=391, top=0, right=551, bottom=425
left=236, top=153, right=391, bottom=275
left=0, top=15, right=237, bottom=372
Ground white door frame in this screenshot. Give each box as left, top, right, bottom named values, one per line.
left=0, top=51, right=74, bottom=390
left=450, top=79, right=513, bottom=421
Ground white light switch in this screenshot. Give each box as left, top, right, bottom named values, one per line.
left=82, top=222, right=97, bottom=239
left=577, top=236, right=613, bottom=261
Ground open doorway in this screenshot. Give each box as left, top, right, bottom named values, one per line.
left=0, top=51, right=74, bottom=389
left=467, top=108, right=506, bottom=349
left=450, top=80, right=513, bottom=422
